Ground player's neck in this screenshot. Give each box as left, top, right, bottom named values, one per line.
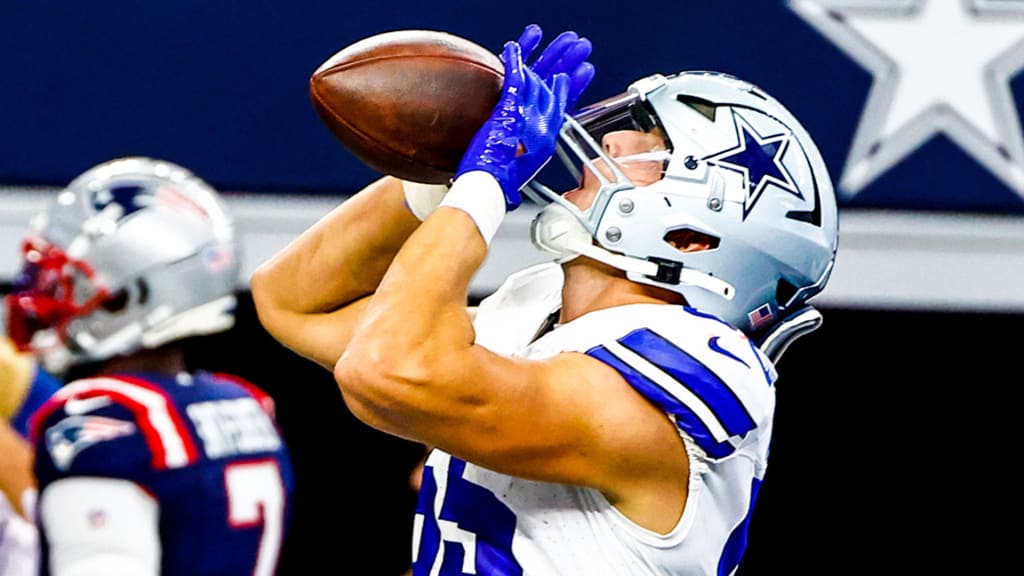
left=96, top=345, right=188, bottom=377
left=559, top=259, right=683, bottom=324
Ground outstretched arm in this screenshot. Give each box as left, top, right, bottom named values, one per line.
left=250, top=176, right=430, bottom=370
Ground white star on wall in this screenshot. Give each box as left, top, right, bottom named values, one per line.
left=788, top=0, right=1024, bottom=200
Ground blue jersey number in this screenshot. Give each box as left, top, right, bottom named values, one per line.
left=413, top=456, right=522, bottom=576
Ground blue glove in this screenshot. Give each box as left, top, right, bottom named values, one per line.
left=456, top=41, right=570, bottom=211
left=514, top=24, right=595, bottom=112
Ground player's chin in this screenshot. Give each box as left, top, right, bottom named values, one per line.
left=563, top=185, right=598, bottom=212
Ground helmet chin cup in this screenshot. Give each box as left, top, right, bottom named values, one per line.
left=532, top=203, right=658, bottom=275
left=530, top=203, right=594, bottom=263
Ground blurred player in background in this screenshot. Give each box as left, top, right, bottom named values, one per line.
left=253, top=23, right=837, bottom=575
left=5, top=157, right=295, bottom=576
left=1, top=329, right=62, bottom=576
left=0, top=419, right=39, bottom=576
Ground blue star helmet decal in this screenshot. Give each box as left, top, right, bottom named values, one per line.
left=703, top=110, right=803, bottom=218
left=92, top=184, right=155, bottom=220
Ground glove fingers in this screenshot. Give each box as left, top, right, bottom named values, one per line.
left=557, top=37, right=593, bottom=74
left=518, top=70, right=566, bottom=172
left=495, top=42, right=526, bottom=143
left=533, top=72, right=569, bottom=124
left=457, top=29, right=590, bottom=209
left=551, top=73, right=571, bottom=118
left=530, top=31, right=579, bottom=79
left=500, top=41, right=525, bottom=95
left=456, top=40, right=526, bottom=186
left=567, top=62, right=596, bottom=110
left=515, top=24, right=543, bottom=63
left=523, top=68, right=543, bottom=127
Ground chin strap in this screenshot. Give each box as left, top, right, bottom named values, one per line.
left=569, top=239, right=734, bottom=300
left=531, top=203, right=734, bottom=300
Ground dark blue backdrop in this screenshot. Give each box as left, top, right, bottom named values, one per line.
left=4, top=1, right=1024, bottom=213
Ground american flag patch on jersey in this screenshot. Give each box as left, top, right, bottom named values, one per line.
left=748, top=304, right=774, bottom=331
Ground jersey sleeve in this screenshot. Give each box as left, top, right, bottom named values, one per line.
left=32, top=377, right=200, bottom=488
left=584, top=317, right=775, bottom=460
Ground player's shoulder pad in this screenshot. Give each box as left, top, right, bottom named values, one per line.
left=581, top=306, right=774, bottom=460
left=477, top=262, right=563, bottom=312
left=210, top=372, right=277, bottom=419
left=31, top=375, right=201, bottom=475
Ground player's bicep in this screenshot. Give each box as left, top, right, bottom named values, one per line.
left=40, top=477, right=160, bottom=576
left=436, top=349, right=665, bottom=487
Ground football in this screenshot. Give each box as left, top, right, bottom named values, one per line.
left=310, top=29, right=504, bottom=184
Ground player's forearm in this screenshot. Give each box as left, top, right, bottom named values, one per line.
left=0, top=420, right=34, bottom=519
left=251, top=176, right=419, bottom=333
left=0, top=338, right=34, bottom=420
left=377, top=207, right=485, bottom=339
left=336, top=207, right=486, bottom=434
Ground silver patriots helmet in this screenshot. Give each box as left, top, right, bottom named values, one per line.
left=528, top=71, right=839, bottom=336
left=5, top=157, right=240, bottom=374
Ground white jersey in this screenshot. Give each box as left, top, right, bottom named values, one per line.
left=0, top=492, right=38, bottom=576
left=413, top=263, right=778, bottom=576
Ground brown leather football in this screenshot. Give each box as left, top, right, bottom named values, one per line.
left=310, top=30, right=503, bottom=184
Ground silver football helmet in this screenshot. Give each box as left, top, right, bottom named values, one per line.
left=5, top=157, right=240, bottom=374
left=528, top=70, right=838, bottom=335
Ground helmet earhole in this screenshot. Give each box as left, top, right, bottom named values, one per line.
left=100, top=289, right=129, bottom=312
left=136, top=279, right=150, bottom=305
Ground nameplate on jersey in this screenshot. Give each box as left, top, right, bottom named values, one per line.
left=186, top=397, right=282, bottom=459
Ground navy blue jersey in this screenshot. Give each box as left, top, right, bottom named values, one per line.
left=31, top=371, right=295, bottom=576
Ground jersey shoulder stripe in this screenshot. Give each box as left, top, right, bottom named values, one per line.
left=31, top=375, right=199, bottom=470
left=211, top=372, right=277, bottom=418
left=586, top=328, right=757, bottom=459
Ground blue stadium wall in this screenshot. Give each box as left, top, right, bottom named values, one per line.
left=2, top=2, right=1016, bottom=574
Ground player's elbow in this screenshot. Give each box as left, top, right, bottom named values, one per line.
left=250, top=262, right=290, bottom=342
left=332, top=339, right=433, bottom=433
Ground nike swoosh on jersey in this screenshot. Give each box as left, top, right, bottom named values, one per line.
left=708, top=336, right=749, bottom=368
left=63, top=395, right=113, bottom=415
